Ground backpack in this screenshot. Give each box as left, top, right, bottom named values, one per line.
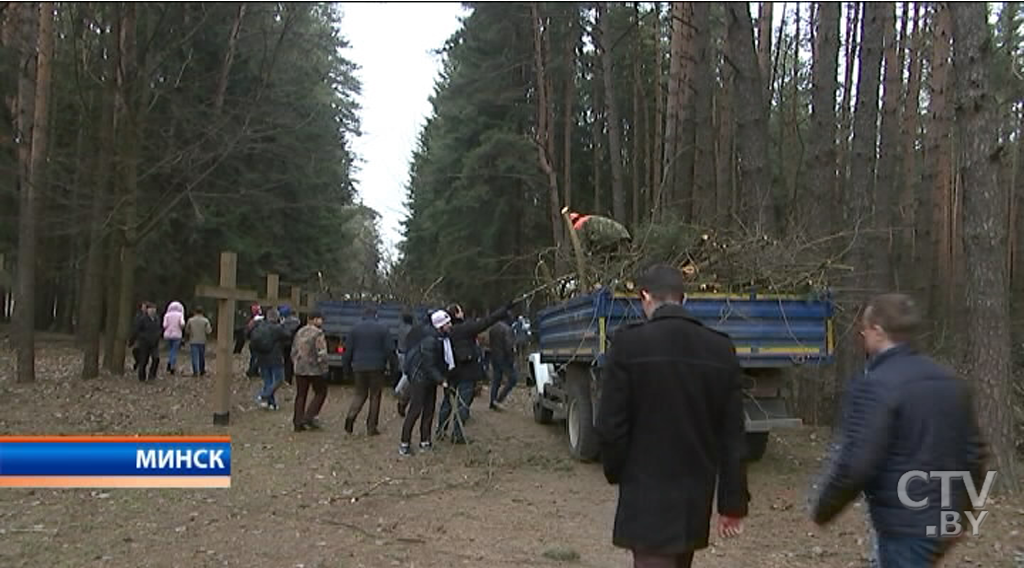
left=249, top=322, right=274, bottom=354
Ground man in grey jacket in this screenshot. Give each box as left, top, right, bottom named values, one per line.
left=342, top=306, right=396, bottom=435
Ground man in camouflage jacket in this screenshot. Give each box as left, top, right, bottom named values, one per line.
left=290, top=311, right=330, bottom=432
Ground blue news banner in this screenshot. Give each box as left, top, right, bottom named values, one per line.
left=0, top=439, right=231, bottom=478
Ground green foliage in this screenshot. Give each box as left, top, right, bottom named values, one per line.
left=400, top=3, right=550, bottom=311
left=1, top=2, right=370, bottom=314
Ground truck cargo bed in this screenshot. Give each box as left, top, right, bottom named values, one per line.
left=537, top=288, right=834, bottom=368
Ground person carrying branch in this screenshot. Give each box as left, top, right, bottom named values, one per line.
left=436, top=300, right=517, bottom=444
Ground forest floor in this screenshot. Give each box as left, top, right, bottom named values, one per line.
left=0, top=334, right=1022, bottom=568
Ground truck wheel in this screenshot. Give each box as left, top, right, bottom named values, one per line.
left=533, top=399, right=554, bottom=424
left=745, top=432, right=769, bottom=462
left=566, top=367, right=600, bottom=462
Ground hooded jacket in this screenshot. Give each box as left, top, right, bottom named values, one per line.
left=163, top=302, right=186, bottom=340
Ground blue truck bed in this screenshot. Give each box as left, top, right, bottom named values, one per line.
left=316, top=300, right=428, bottom=366
left=537, top=287, right=835, bottom=368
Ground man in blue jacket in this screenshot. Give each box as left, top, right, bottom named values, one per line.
left=342, top=306, right=396, bottom=435
left=811, top=293, right=988, bottom=567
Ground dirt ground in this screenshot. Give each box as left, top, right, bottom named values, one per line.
left=0, top=336, right=1021, bottom=568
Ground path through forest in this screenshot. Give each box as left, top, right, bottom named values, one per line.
left=0, top=336, right=1020, bottom=568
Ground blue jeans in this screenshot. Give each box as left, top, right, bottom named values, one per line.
left=166, top=338, right=182, bottom=370
left=490, top=357, right=518, bottom=404
left=437, top=379, right=475, bottom=441
left=259, top=365, right=285, bottom=406
left=190, top=343, right=206, bottom=375
left=876, top=534, right=949, bottom=568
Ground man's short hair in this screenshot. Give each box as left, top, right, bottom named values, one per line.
left=401, top=312, right=414, bottom=324
left=636, top=264, right=686, bottom=302
left=863, top=293, right=922, bottom=343
left=308, top=311, right=323, bottom=321
left=194, top=306, right=204, bottom=315
left=363, top=306, right=377, bottom=318
left=266, top=307, right=281, bottom=322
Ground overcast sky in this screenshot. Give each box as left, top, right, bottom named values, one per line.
left=339, top=3, right=468, bottom=260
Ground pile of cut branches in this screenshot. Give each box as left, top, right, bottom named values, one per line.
left=536, top=223, right=854, bottom=300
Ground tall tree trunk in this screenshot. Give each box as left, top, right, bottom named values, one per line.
left=1012, top=113, right=1024, bottom=343
left=874, top=2, right=901, bottom=290
left=836, top=2, right=861, bottom=211
left=716, top=60, right=735, bottom=227
left=81, top=55, right=117, bottom=380
left=214, top=3, right=246, bottom=113
left=592, top=55, right=604, bottom=214
left=16, top=2, right=53, bottom=384
left=563, top=12, right=576, bottom=213
left=846, top=2, right=885, bottom=294
left=691, top=2, right=715, bottom=223
left=898, top=2, right=923, bottom=293
left=757, top=2, right=773, bottom=105
left=726, top=3, right=774, bottom=237
left=596, top=2, right=626, bottom=224
left=658, top=1, right=684, bottom=220
left=531, top=3, right=563, bottom=249
left=950, top=1, right=1020, bottom=491
left=651, top=2, right=663, bottom=219
left=675, top=2, right=696, bottom=220
left=926, top=4, right=953, bottom=331
left=631, top=3, right=642, bottom=230
left=102, top=231, right=122, bottom=371
left=808, top=1, right=839, bottom=240
left=111, top=3, right=139, bottom=374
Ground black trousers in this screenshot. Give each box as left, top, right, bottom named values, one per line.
left=400, top=380, right=438, bottom=445
left=136, top=342, right=159, bottom=381
left=632, top=551, right=694, bottom=568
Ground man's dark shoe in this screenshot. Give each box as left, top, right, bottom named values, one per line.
left=367, top=428, right=381, bottom=437
left=489, top=402, right=504, bottom=412
left=418, top=441, right=433, bottom=451
left=398, top=443, right=412, bottom=457
left=305, top=418, right=323, bottom=430
left=293, top=423, right=307, bottom=433
left=344, top=417, right=354, bottom=434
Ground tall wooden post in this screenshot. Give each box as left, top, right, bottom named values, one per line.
left=195, top=252, right=256, bottom=426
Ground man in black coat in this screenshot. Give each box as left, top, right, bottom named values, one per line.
left=341, top=306, right=396, bottom=435
left=810, top=293, right=988, bottom=567
left=129, top=302, right=162, bottom=382
left=436, top=301, right=514, bottom=443
left=595, top=264, right=748, bottom=568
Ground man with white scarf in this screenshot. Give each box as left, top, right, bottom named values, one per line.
left=399, top=310, right=454, bottom=456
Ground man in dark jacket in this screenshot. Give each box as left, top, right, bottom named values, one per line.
left=811, top=293, right=988, bottom=567
left=487, top=313, right=518, bottom=410
left=436, top=301, right=513, bottom=443
left=278, top=305, right=302, bottom=385
left=399, top=310, right=454, bottom=456
left=252, top=308, right=290, bottom=411
left=341, top=306, right=396, bottom=435
left=595, top=265, right=748, bottom=567
left=395, top=312, right=420, bottom=417
left=129, top=302, right=162, bottom=382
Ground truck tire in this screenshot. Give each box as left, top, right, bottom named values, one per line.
left=533, top=399, right=554, bottom=424
left=566, top=366, right=600, bottom=462
left=745, top=432, right=769, bottom=462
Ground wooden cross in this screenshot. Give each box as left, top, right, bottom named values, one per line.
left=255, top=273, right=281, bottom=309
left=195, top=252, right=257, bottom=426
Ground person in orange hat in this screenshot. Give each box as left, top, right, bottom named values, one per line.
left=567, top=211, right=631, bottom=255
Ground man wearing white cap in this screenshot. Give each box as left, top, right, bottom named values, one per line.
left=399, top=310, right=455, bottom=456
